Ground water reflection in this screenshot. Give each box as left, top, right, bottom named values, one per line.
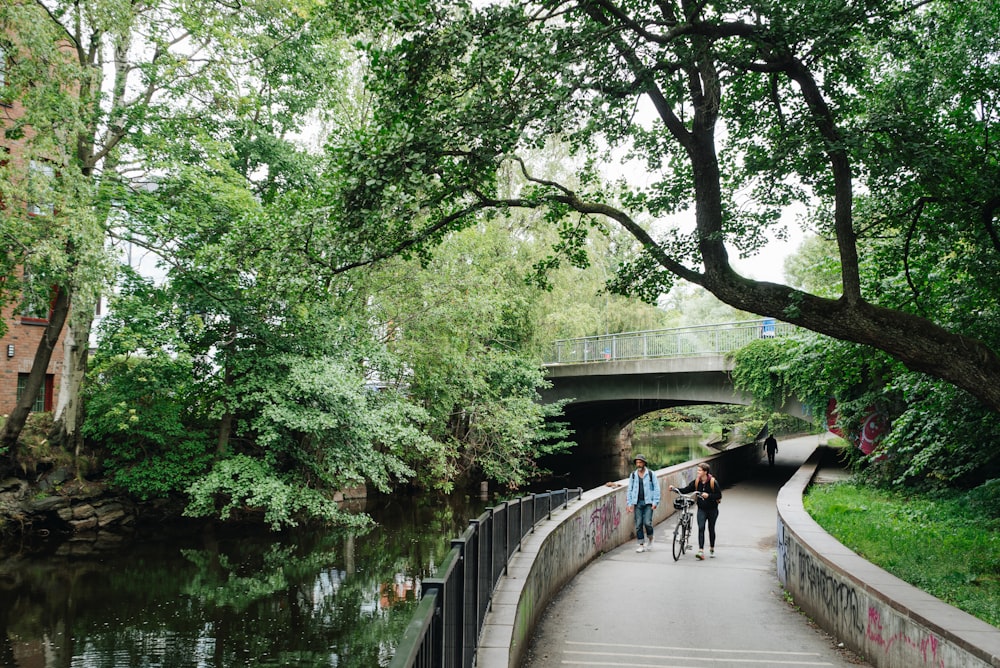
left=0, top=492, right=489, bottom=668
left=0, top=431, right=706, bottom=667
left=631, top=431, right=713, bottom=472
left=533, top=431, right=713, bottom=492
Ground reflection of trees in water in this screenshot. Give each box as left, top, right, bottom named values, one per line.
left=0, top=492, right=486, bottom=667
left=630, top=431, right=714, bottom=470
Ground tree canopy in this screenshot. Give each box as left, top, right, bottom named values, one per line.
left=5, top=0, right=1000, bottom=523
left=1, top=0, right=358, bottom=451
left=336, top=0, right=1000, bottom=413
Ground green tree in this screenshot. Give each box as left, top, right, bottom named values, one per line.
left=333, top=0, right=1000, bottom=416
left=0, top=0, right=105, bottom=459
left=0, top=0, right=352, bottom=458
left=783, top=235, right=842, bottom=300
left=532, top=221, right=674, bottom=346
left=81, top=270, right=215, bottom=498
left=87, top=266, right=445, bottom=527
left=370, top=219, right=572, bottom=490
left=0, top=0, right=444, bottom=523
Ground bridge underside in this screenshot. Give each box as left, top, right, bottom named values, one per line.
left=538, top=358, right=811, bottom=483
left=550, top=398, right=730, bottom=483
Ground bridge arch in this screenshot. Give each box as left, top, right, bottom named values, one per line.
left=540, top=328, right=812, bottom=480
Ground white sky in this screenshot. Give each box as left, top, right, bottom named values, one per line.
left=729, top=225, right=805, bottom=283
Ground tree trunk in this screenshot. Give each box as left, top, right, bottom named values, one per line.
left=1, top=285, right=71, bottom=458
left=50, top=299, right=94, bottom=458
left=216, top=411, right=233, bottom=457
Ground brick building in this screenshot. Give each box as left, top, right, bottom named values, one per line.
left=0, top=40, right=68, bottom=417
left=0, top=289, right=63, bottom=415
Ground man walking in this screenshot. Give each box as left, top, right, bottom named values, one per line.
left=626, top=454, right=660, bottom=552
left=765, top=433, right=778, bottom=466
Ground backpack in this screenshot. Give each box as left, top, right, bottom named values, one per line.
left=708, top=475, right=721, bottom=505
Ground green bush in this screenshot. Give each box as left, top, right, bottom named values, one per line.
left=184, top=455, right=372, bottom=530
left=82, top=352, right=213, bottom=499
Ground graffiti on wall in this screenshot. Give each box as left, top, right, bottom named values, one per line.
left=779, top=518, right=951, bottom=668
left=776, top=518, right=788, bottom=584
left=777, top=519, right=864, bottom=635
left=798, top=549, right=865, bottom=635
left=866, top=606, right=946, bottom=668
left=573, top=496, right=621, bottom=558
left=590, top=497, right=621, bottom=550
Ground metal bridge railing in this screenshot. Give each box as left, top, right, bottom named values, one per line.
left=389, top=488, right=584, bottom=668
left=544, top=318, right=795, bottom=365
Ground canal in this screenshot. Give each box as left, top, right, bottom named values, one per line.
left=0, top=432, right=711, bottom=667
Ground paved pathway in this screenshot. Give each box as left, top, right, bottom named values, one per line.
left=521, top=435, right=869, bottom=668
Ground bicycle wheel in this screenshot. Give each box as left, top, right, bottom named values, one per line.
left=681, top=516, right=691, bottom=552
left=672, top=523, right=684, bottom=561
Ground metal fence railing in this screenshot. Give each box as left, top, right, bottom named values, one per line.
left=389, top=488, right=584, bottom=668
left=544, top=318, right=795, bottom=365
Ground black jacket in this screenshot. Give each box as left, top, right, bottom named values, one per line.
left=677, top=475, right=722, bottom=510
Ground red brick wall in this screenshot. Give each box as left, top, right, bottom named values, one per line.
left=0, top=294, right=66, bottom=416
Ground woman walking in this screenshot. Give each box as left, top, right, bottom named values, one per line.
left=669, top=462, right=722, bottom=560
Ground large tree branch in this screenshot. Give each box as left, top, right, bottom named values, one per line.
left=498, top=157, right=704, bottom=283
left=782, top=58, right=862, bottom=303
left=31, top=0, right=74, bottom=45
left=481, top=160, right=1000, bottom=412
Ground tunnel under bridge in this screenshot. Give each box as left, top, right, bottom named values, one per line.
left=539, top=353, right=811, bottom=482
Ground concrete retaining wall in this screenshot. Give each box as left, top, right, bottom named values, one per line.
left=777, top=447, right=1000, bottom=668
left=476, top=441, right=762, bottom=668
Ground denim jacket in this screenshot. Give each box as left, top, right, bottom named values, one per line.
left=626, top=470, right=661, bottom=507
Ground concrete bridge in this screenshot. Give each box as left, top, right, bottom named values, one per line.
left=540, top=320, right=810, bottom=477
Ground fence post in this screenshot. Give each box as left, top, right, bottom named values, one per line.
left=420, top=578, right=445, bottom=668
left=450, top=535, right=473, bottom=668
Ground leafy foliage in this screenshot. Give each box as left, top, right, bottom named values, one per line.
left=335, top=0, right=1000, bottom=418
left=865, top=374, right=1000, bottom=488
left=372, top=221, right=574, bottom=489
left=237, top=349, right=438, bottom=498
left=83, top=276, right=214, bottom=498
left=84, top=263, right=445, bottom=527
left=184, top=455, right=370, bottom=530
left=732, top=328, right=1000, bottom=488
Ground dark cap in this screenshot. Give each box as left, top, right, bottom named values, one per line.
left=634, top=454, right=647, bottom=464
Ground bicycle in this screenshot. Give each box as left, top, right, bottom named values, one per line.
left=670, top=489, right=697, bottom=561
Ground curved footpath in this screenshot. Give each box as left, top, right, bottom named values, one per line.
left=518, top=435, right=865, bottom=668
left=477, top=435, right=1000, bottom=668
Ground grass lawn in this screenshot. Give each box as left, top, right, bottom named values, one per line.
left=803, top=482, right=1000, bottom=629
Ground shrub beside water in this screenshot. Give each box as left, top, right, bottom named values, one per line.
left=804, top=482, right=1000, bottom=628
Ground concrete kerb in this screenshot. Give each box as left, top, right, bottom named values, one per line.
left=777, top=447, right=1000, bottom=668
left=475, top=441, right=761, bottom=668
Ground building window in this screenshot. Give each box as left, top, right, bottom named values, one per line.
left=27, top=160, right=55, bottom=216
left=0, top=42, right=7, bottom=93
left=17, top=373, right=53, bottom=412
left=19, top=269, right=54, bottom=322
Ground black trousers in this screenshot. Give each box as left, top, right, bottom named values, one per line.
left=696, top=504, right=719, bottom=549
